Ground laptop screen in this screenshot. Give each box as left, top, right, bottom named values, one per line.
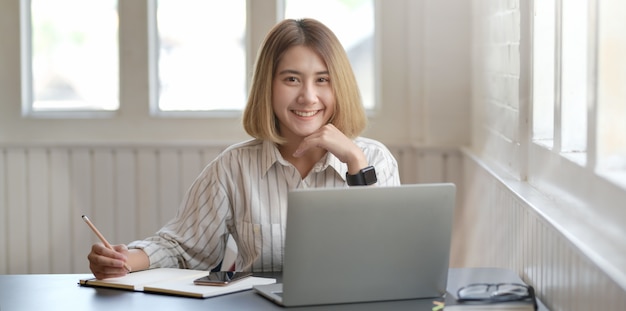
left=277, top=183, right=456, bottom=306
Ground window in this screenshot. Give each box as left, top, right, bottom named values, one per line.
left=533, top=0, right=587, bottom=163
left=24, top=0, right=119, bottom=114
left=23, top=0, right=376, bottom=116
left=532, top=0, right=555, bottom=146
left=596, top=0, right=626, bottom=183
left=559, top=0, right=588, bottom=161
left=153, top=0, right=246, bottom=113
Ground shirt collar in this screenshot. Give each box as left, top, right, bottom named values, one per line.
left=260, top=140, right=282, bottom=176
left=320, top=152, right=347, bottom=180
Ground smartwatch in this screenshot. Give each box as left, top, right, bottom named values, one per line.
left=346, top=166, right=377, bottom=186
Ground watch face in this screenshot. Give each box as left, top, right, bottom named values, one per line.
left=346, top=166, right=377, bottom=186
left=363, top=166, right=377, bottom=185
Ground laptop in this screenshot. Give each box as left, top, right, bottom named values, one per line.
left=253, top=183, right=456, bottom=307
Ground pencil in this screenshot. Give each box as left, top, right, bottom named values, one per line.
left=81, top=215, right=132, bottom=272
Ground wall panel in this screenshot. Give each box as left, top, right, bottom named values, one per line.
left=136, top=149, right=160, bottom=239
left=0, top=149, right=6, bottom=272
left=114, top=149, right=137, bottom=243
left=27, top=148, right=50, bottom=273
left=49, top=149, right=71, bottom=273
left=71, top=149, right=94, bottom=272
left=6, top=149, right=28, bottom=273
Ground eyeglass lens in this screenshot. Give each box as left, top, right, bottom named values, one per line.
left=459, top=283, right=529, bottom=300
left=493, top=284, right=528, bottom=297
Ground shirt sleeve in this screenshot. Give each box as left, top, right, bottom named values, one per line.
left=128, top=159, right=233, bottom=271
left=357, top=138, right=401, bottom=186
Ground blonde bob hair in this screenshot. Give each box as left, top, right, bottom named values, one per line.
left=243, top=18, right=367, bottom=144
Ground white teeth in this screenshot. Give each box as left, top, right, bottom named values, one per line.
left=293, top=110, right=317, bottom=117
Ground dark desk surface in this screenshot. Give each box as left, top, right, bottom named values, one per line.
left=0, top=268, right=548, bottom=311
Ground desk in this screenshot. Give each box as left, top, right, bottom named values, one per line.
left=0, top=268, right=548, bottom=311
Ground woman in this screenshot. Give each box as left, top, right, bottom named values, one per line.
left=88, top=18, right=400, bottom=279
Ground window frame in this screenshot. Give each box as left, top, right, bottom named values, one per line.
left=20, top=0, right=378, bottom=119
left=528, top=0, right=626, bottom=215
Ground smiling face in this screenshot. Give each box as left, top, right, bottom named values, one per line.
left=272, top=45, right=335, bottom=144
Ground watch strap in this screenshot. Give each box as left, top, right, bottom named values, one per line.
left=346, top=166, right=377, bottom=186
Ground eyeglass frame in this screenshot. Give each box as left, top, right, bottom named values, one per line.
left=456, top=282, right=538, bottom=310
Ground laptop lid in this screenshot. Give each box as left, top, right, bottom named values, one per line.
left=255, top=183, right=456, bottom=307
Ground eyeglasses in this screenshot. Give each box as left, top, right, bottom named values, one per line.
left=457, top=283, right=538, bottom=310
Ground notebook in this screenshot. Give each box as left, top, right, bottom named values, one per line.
left=79, top=268, right=276, bottom=298
left=253, top=183, right=456, bottom=307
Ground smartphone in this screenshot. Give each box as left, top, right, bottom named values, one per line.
left=193, top=272, right=252, bottom=286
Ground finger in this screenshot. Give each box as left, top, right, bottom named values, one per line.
left=88, top=250, right=127, bottom=268
left=293, top=126, right=337, bottom=157
left=89, top=244, right=129, bottom=270
left=112, top=244, right=129, bottom=256
left=92, top=243, right=127, bottom=260
left=298, top=127, right=356, bottom=162
left=293, top=138, right=319, bottom=157
left=88, top=252, right=129, bottom=279
left=90, top=262, right=128, bottom=279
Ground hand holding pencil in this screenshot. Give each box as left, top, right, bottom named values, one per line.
left=82, top=215, right=132, bottom=273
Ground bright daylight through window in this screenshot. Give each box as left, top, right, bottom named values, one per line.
left=596, top=0, right=626, bottom=183
left=27, top=0, right=119, bottom=113
left=155, top=0, right=246, bottom=112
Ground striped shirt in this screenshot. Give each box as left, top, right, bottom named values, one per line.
left=128, top=137, right=400, bottom=272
